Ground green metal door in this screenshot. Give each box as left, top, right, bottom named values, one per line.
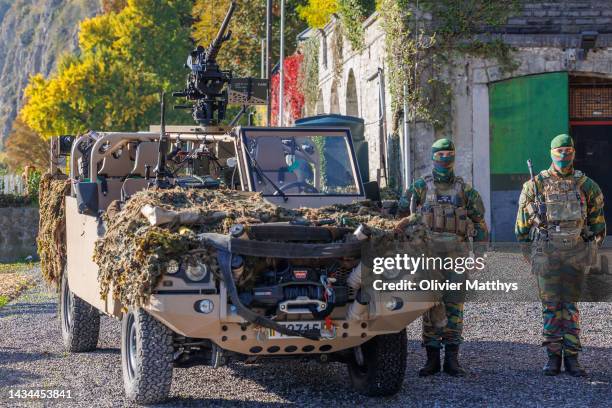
left=489, top=72, right=569, bottom=241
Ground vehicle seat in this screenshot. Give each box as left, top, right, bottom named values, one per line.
left=254, top=137, right=297, bottom=188
left=121, top=142, right=158, bottom=200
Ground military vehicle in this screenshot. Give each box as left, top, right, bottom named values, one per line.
left=50, top=1, right=437, bottom=404
left=53, top=121, right=438, bottom=403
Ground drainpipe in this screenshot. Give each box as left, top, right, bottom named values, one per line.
left=278, top=0, right=285, bottom=126
left=367, top=67, right=388, bottom=187
left=265, top=0, right=272, bottom=126
left=402, top=84, right=411, bottom=191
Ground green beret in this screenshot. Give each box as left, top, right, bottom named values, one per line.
left=432, top=138, right=455, bottom=154
left=550, top=134, right=574, bottom=149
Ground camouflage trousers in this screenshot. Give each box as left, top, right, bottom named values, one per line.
left=542, top=301, right=581, bottom=356
left=532, top=249, right=586, bottom=356
left=422, top=302, right=464, bottom=348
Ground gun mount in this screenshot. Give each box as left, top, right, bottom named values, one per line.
left=174, top=0, right=236, bottom=126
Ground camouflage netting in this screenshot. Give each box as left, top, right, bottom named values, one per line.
left=93, top=188, right=405, bottom=308
left=37, top=172, right=71, bottom=286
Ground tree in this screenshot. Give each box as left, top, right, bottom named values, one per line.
left=3, top=118, right=49, bottom=172
left=297, top=0, right=338, bottom=28
left=192, top=0, right=308, bottom=77
left=20, top=0, right=193, bottom=139
left=102, top=0, right=127, bottom=13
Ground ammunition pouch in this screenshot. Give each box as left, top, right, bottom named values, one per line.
left=421, top=206, right=473, bottom=238
left=547, top=228, right=582, bottom=251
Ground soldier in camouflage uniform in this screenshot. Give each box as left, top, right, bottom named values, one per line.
left=399, top=138, right=488, bottom=377
left=515, top=134, right=606, bottom=377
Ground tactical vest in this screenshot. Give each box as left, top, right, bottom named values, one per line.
left=536, top=170, right=588, bottom=249
left=418, top=175, right=475, bottom=240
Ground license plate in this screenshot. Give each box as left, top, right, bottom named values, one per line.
left=268, top=321, right=322, bottom=339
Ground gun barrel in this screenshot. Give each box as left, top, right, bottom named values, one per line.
left=207, top=0, right=237, bottom=61
left=527, top=159, right=540, bottom=198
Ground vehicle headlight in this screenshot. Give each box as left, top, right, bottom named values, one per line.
left=186, top=261, right=207, bottom=281
left=166, top=260, right=180, bottom=275
left=385, top=296, right=404, bottom=311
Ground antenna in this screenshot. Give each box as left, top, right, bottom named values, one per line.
left=153, top=91, right=172, bottom=188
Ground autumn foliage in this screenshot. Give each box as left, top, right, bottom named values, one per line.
left=271, top=53, right=305, bottom=125
left=20, top=0, right=192, bottom=139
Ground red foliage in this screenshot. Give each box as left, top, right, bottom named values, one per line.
left=271, top=53, right=305, bottom=125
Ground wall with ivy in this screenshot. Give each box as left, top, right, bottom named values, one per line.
left=303, top=0, right=612, bottom=195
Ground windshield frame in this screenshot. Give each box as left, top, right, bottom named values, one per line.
left=238, top=127, right=364, bottom=198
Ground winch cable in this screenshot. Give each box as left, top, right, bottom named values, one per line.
left=216, top=249, right=322, bottom=341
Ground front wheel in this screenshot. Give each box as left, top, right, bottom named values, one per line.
left=121, top=308, right=174, bottom=405
left=59, top=272, right=100, bottom=352
left=348, top=329, right=407, bottom=397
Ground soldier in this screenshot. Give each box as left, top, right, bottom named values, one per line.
left=515, top=133, right=606, bottom=376
left=398, top=138, right=488, bottom=377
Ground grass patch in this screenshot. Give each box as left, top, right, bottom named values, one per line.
left=0, top=261, right=37, bottom=308
left=0, top=261, right=38, bottom=274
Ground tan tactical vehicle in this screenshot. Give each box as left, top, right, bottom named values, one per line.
left=52, top=124, right=436, bottom=404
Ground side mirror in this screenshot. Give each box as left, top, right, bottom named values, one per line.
left=363, top=181, right=381, bottom=202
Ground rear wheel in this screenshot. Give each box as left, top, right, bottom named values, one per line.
left=348, top=329, right=407, bottom=397
left=59, top=273, right=100, bottom=352
left=121, top=308, right=174, bottom=404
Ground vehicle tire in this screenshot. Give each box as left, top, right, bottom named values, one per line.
left=348, top=329, right=407, bottom=397
left=59, top=272, right=100, bottom=352
left=121, top=308, right=174, bottom=405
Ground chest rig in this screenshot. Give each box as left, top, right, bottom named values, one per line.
left=418, top=176, right=474, bottom=239
left=541, top=170, right=587, bottom=247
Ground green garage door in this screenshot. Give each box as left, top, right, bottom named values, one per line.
left=489, top=72, right=569, bottom=241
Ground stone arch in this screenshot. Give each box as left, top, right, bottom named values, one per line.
left=345, top=69, right=358, bottom=117
left=330, top=81, right=340, bottom=114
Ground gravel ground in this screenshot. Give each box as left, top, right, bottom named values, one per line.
left=1, top=258, right=611, bottom=408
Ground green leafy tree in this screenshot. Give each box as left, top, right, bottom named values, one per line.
left=20, top=0, right=192, bottom=139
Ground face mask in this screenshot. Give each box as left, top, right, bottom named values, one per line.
left=551, top=149, right=574, bottom=169
left=432, top=155, right=454, bottom=172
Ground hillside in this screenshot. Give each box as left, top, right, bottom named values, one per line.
left=0, top=0, right=100, bottom=148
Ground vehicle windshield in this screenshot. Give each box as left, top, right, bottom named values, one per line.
left=242, top=130, right=361, bottom=196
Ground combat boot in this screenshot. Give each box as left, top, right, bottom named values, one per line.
left=443, top=344, right=466, bottom=377
left=543, top=353, right=562, bottom=376
left=564, top=354, right=587, bottom=377
left=418, top=346, right=441, bottom=377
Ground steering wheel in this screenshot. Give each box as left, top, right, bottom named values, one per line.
left=274, top=181, right=319, bottom=194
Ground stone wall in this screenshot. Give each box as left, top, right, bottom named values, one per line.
left=311, top=4, right=612, bottom=238
left=485, top=1, right=612, bottom=35
left=0, top=207, right=39, bottom=262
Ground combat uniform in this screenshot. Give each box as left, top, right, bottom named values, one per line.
left=515, top=134, right=606, bottom=376
left=399, top=138, right=488, bottom=376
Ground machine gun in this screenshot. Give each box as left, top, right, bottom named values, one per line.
left=173, top=0, right=236, bottom=125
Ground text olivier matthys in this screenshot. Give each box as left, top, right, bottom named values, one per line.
left=371, top=254, right=518, bottom=293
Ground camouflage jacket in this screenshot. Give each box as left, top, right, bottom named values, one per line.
left=398, top=172, right=489, bottom=242
left=515, top=165, right=606, bottom=243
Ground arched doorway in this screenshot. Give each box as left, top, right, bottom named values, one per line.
left=345, top=70, right=358, bottom=117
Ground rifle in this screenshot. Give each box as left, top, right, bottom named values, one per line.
left=527, top=159, right=547, bottom=239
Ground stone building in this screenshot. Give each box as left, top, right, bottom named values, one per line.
left=302, top=1, right=612, bottom=241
